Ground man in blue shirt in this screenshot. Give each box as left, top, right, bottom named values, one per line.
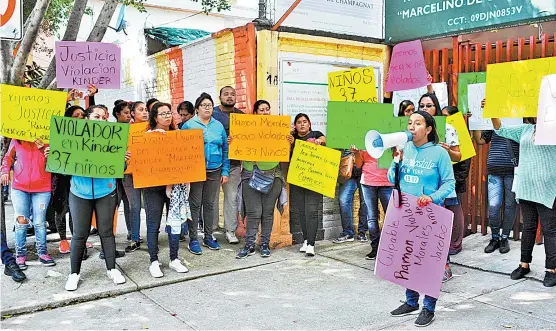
left=212, top=86, right=244, bottom=244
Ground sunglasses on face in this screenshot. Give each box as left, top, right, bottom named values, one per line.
left=419, top=104, right=435, bottom=109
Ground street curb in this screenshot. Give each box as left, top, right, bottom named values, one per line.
left=0, top=258, right=288, bottom=318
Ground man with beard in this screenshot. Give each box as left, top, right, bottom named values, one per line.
left=212, top=86, right=244, bottom=244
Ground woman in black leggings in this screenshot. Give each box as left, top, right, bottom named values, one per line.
left=65, top=105, right=128, bottom=291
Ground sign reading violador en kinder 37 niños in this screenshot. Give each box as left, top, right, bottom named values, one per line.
left=0, top=84, right=67, bottom=143
left=287, top=140, right=340, bottom=198
left=229, top=114, right=291, bottom=162
left=484, top=57, right=556, bottom=118
left=385, top=40, right=428, bottom=92
left=46, top=116, right=129, bottom=178
left=55, top=41, right=121, bottom=89
left=127, top=130, right=206, bottom=188
left=327, top=67, right=378, bottom=103
left=375, top=191, right=454, bottom=299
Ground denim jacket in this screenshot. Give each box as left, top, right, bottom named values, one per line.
left=181, top=115, right=230, bottom=177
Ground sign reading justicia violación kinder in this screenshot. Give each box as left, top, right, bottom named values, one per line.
left=55, top=41, right=121, bottom=89
left=0, top=84, right=67, bottom=143
left=375, top=191, right=454, bottom=299
left=385, top=0, right=556, bottom=43
left=46, top=116, right=129, bottom=178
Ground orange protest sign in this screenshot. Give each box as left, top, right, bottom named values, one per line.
left=127, top=129, right=206, bottom=188
left=124, top=123, right=148, bottom=174
left=229, top=114, right=291, bottom=162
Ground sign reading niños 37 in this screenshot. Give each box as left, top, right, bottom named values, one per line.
left=385, top=0, right=556, bottom=43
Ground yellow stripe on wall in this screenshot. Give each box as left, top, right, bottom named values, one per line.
left=215, top=31, right=236, bottom=92
left=155, top=53, right=171, bottom=103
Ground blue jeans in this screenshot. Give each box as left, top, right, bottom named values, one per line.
left=338, top=177, right=367, bottom=236
left=360, top=185, right=393, bottom=250
left=123, top=175, right=142, bottom=242
left=11, top=189, right=51, bottom=257
left=144, top=186, right=179, bottom=262
left=487, top=174, right=517, bottom=238
left=1, top=231, right=15, bottom=265
left=406, top=289, right=437, bottom=312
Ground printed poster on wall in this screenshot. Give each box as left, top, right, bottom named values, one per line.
left=375, top=191, right=454, bottom=299
left=280, top=61, right=381, bottom=134
left=275, top=0, right=384, bottom=39
left=536, top=74, right=556, bottom=145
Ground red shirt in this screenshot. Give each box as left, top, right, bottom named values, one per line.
left=360, top=151, right=392, bottom=187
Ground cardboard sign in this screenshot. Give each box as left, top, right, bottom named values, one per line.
left=55, top=41, right=121, bottom=89
left=375, top=191, right=454, bottom=299
left=457, top=72, right=486, bottom=115
left=123, top=123, right=148, bottom=174
left=287, top=140, right=340, bottom=198
left=446, top=112, right=476, bottom=163
left=328, top=67, right=378, bottom=103
left=484, top=57, right=556, bottom=118
left=536, top=74, right=556, bottom=145
left=229, top=114, right=291, bottom=162
left=46, top=116, right=129, bottom=178
left=392, top=82, right=449, bottom=116
left=0, top=84, right=67, bottom=143
left=385, top=40, right=428, bottom=92
left=128, top=130, right=206, bottom=188
left=326, top=102, right=395, bottom=149
left=468, top=83, right=523, bottom=131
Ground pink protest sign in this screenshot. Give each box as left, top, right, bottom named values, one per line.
left=385, top=40, right=428, bottom=92
left=375, top=191, right=453, bottom=299
left=55, top=41, right=121, bottom=89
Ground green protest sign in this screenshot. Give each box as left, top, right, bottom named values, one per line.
left=46, top=116, right=130, bottom=178
left=377, top=117, right=446, bottom=169
left=457, top=72, right=486, bottom=115
left=326, top=102, right=395, bottom=150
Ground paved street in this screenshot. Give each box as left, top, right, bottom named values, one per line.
left=1, top=203, right=555, bottom=330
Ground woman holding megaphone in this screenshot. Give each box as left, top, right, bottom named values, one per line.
left=491, top=115, right=556, bottom=288
left=387, top=111, right=455, bottom=327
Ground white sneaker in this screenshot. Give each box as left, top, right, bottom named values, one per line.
left=65, top=273, right=80, bottom=291
left=169, top=259, right=189, bottom=273
left=107, top=269, right=126, bottom=285
left=299, top=240, right=308, bottom=253
left=226, top=231, right=239, bottom=244
left=149, top=261, right=163, bottom=278
left=306, top=245, right=315, bottom=257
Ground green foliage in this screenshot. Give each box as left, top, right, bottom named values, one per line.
left=191, top=0, right=232, bottom=13
left=122, top=0, right=147, bottom=13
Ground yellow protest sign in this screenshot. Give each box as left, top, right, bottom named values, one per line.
left=287, top=140, right=340, bottom=198
left=124, top=122, right=148, bottom=174
left=0, top=84, right=67, bottom=143
left=328, top=67, right=378, bottom=103
left=447, top=112, right=476, bottom=163
left=229, top=114, right=291, bottom=162
left=484, top=57, right=556, bottom=118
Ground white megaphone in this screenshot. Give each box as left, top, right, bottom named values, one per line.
left=365, top=130, right=413, bottom=160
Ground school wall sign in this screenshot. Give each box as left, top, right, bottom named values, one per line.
left=385, top=0, right=556, bottom=44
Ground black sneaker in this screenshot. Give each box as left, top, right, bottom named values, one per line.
left=125, top=241, right=140, bottom=253
left=543, top=271, right=556, bottom=287
left=4, top=261, right=26, bottom=282
left=90, top=228, right=98, bottom=235
left=332, top=233, right=355, bottom=244
left=236, top=246, right=255, bottom=259
left=365, top=250, right=377, bottom=260
left=99, top=250, right=125, bottom=260
left=260, top=244, right=271, bottom=258
left=390, top=302, right=419, bottom=317
left=484, top=238, right=500, bottom=253
left=510, top=265, right=530, bottom=280
left=499, top=238, right=510, bottom=254
left=414, top=308, right=435, bottom=327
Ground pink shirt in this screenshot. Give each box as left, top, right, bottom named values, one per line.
left=360, top=151, right=393, bottom=187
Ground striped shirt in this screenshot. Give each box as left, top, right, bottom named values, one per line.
left=481, top=131, right=519, bottom=175
left=495, top=124, right=556, bottom=209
